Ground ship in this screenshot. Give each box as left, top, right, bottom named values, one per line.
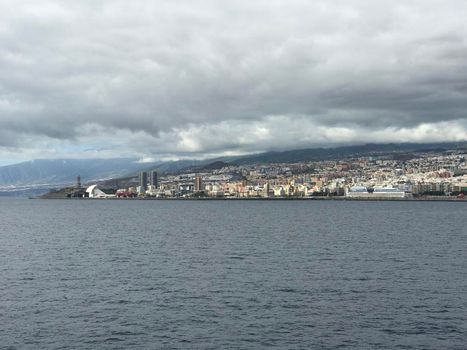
left=346, top=186, right=406, bottom=199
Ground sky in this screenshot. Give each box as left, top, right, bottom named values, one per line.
left=0, top=0, right=466, bottom=166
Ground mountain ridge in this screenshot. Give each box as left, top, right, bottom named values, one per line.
left=229, top=142, right=467, bottom=165
left=1, top=141, right=465, bottom=196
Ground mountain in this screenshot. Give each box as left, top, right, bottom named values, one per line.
left=183, top=161, right=233, bottom=173
left=0, top=158, right=157, bottom=196
left=0, top=158, right=148, bottom=186
left=1, top=141, right=465, bottom=196
left=0, top=157, right=217, bottom=196
left=229, top=142, right=467, bottom=165
left=138, top=159, right=209, bottom=174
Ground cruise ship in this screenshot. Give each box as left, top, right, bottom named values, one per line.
left=346, top=186, right=406, bottom=198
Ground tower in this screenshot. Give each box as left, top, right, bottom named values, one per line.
left=195, top=176, right=203, bottom=192
left=150, top=170, right=159, bottom=188
left=76, top=175, right=81, bottom=189
left=139, top=171, right=148, bottom=194
left=263, top=183, right=270, bottom=197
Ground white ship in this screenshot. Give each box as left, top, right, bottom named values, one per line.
left=346, top=186, right=406, bottom=198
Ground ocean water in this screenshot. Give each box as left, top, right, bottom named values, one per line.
left=0, top=198, right=466, bottom=349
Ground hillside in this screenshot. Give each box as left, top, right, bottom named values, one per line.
left=0, top=158, right=147, bottom=186
left=2, top=141, right=466, bottom=196
left=230, top=142, right=467, bottom=165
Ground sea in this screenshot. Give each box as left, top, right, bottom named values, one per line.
left=0, top=198, right=466, bottom=349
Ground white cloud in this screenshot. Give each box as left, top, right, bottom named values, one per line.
left=0, top=0, right=466, bottom=164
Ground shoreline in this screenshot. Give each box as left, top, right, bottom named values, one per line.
left=36, top=196, right=466, bottom=202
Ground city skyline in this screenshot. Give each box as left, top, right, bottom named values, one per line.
left=1, top=1, right=466, bottom=166
left=45, top=146, right=467, bottom=200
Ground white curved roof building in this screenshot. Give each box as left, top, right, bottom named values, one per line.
left=86, top=185, right=115, bottom=198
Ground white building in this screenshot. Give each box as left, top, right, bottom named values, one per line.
left=86, top=185, right=116, bottom=198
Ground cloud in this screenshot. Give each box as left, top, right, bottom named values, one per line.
left=0, top=0, right=466, bottom=163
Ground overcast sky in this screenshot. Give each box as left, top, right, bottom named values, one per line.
left=0, top=0, right=466, bottom=165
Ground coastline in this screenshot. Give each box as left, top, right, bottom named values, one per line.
left=35, top=196, right=466, bottom=202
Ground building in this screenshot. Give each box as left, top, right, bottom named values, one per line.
left=86, top=185, right=116, bottom=198
left=139, top=171, right=148, bottom=194
left=263, top=183, right=270, bottom=198
left=150, top=170, right=159, bottom=188
left=195, top=176, right=203, bottom=192
left=274, top=186, right=285, bottom=197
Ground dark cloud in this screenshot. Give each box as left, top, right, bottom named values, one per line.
left=0, top=0, right=466, bottom=162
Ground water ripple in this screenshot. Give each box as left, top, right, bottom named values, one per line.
left=0, top=198, right=466, bottom=349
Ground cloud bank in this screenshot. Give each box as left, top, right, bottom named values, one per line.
left=0, top=0, right=466, bottom=164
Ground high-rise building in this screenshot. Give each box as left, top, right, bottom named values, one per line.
left=150, top=170, right=159, bottom=188
left=195, top=176, right=203, bottom=192
left=263, top=183, right=270, bottom=197
left=139, top=171, right=148, bottom=194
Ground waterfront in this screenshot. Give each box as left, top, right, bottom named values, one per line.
left=1, top=198, right=466, bottom=349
